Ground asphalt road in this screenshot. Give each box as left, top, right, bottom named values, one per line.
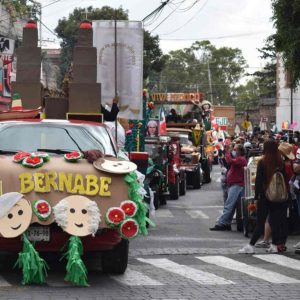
left=0, top=165, right=300, bottom=299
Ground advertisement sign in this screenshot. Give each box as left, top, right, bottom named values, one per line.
left=215, top=117, right=228, bottom=126
left=93, top=21, right=143, bottom=120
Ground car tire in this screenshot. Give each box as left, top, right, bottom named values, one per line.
left=192, top=164, right=201, bottom=189
left=101, top=239, right=129, bottom=274
left=202, top=159, right=211, bottom=184
left=169, top=175, right=179, bottom=200
left=179, top=172, right=187, bottom=196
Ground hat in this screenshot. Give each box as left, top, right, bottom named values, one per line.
left=0, top=93, right=41, bottom=120
left=278, top=142, right=295, bottom=160
left=93, top=157, right=137, bottom=174
left=0, top=192, right=24, bottom=219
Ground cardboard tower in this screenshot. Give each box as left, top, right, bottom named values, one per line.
left=11, top=21, right=42, bottom=109
left=68, top=21, right=101, bottom=113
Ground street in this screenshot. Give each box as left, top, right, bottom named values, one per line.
left=1, top=166, right=300, bottom=299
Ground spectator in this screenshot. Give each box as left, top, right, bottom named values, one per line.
left=210, top=144, right=247, bottom=231
left=239, top=140, right=288, bottom=254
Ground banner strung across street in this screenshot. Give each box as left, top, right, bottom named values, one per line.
left=93, top=21, right=143, bottom=120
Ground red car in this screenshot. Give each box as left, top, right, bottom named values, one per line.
left=0, top=119, right=129, bottom=274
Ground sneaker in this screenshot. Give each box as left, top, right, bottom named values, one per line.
left=238, top=244, right=254, bottom=254
left=255, top=240, right=270, bottom=248
left=266, top=244, right=278, bottom=253
left=209, top=224, right=228, bottom=231
left=293, top=241, right=300, bottom=248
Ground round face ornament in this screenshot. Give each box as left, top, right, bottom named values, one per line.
left=0, top=193, right=32, bottom=238
left=296, top=148, right=300, bottom=160
left=93, top=158, right=137, bottom=174
left=53, top=195, right=100, bottom=237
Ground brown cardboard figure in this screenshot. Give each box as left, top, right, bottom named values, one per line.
left=93, top=157, right=137, bottom=174
left=0, top=192, right=32, bottom=238
left=53, top=195, right=100, bottom=237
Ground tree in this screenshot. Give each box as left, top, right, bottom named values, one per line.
left=55, top=6, right=165, bottom=87
left=272, top=0, right=300, bottom=87
left=154, top=40, right=247, bottom=105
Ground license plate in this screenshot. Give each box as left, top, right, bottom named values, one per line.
left=27, top=226, right=50, bottom=242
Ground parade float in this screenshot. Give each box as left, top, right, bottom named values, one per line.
left=0, top=19, right=153, bottom=287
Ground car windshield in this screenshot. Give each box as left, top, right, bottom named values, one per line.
left=0, top=124, right=116, bottom=156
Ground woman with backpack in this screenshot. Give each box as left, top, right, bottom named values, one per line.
left=239, top=139, right=288, bottom=253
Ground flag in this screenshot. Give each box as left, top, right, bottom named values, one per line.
left=159, top=106, right=166, bottom=135
left=289, top=121, right=298, bottom=130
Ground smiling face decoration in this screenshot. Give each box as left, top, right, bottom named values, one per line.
left=53, top=195, right=101, bottom=237
left=93, top=158, right=137, bottom=174
left=0, top=192, right=32, bottom=238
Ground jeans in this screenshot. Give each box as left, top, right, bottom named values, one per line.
left=296, top=194, right=300, bottom=217
left=218, top=184, right=244, bottom=226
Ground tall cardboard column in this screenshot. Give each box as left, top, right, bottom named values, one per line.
left=69, top=21, right=101, bottom=113
left=11, top=20, right=42, bottom=109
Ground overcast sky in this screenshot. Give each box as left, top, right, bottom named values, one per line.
left=41, top=0, right=275, bottom=71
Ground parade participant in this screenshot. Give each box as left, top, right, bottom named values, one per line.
left=102, top=96, right=119, bottom=121
left=146, top=120, right=158, bottom=137
left=239, top=140, right=288, bottom=254
left=210, top=144, right=247, bottom=231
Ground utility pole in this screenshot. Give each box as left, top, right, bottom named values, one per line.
left=28, top=0, right=42, bottom=47
left=207, top=59, right=213, bottom=104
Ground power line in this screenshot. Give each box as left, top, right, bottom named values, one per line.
left=159, top=30, right=273, bottom=40
left=42, top=0, right=62, bottom=9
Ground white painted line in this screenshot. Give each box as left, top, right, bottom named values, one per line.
left=110, top=268, right=163, bottom=286
left=154, top=209, right=174, bottom=218
left=169, top=205, right=224, bottom=209
left=216, top=178, right=221, bottom=183
left=0, top=275, right=11, bottom=287
left=197, top=256, right=300, bottom=284
left=137, top=258, right=233, bottom=285
left=254, top=254, right=300, bottom=271
left=185, top=210, right=209, bottom=219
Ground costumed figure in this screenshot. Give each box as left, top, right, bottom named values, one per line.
left=0, top=192, right=48, bottom=285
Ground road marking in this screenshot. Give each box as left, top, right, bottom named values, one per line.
left=254, top=254, right=300, bottom=271
left=154, top=209, right=174, bottom=218
left=170, top=205, right=224, bottom=209
left=110, top=268, right=163, bottom=286
left=136, top=236, right=245, bottom=242
left=185, top=210, right=209, bottom=219
left=0, top=275, right=11, bottom=287
left=197, top=256, right=300, bottom=284
left=137, top=258, right=233, bottom=285
left=216, top=178, right=221, bottom=183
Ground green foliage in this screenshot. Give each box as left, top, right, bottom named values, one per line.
left=152, top=40, right=247, bottom=105
left=272, top=0, right=300, bottom=87
left=1, top=0, right=32, bottom=21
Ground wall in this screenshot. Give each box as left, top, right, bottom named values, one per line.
left=276, top=54, right=300, bottom=131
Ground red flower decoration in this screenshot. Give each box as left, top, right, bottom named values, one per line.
left=37, top=202, right=49, bottom=214
left=27, top=157, right=42, bottom=164
left=120, top=200, right=138, bottom=217
left=120, top=219, right=139, bottom=239
left=148, top=102, right=154, bottom=109
left=13, top=151, right=30, bottom=163
left=106, top=207, right=125, bottom=225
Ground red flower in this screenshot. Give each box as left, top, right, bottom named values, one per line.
left=26, top=156, right=42, bottom=164
left=120, top=201, right=137, bottom=217
left=66, top=151, right=81, bottom=159
left=148, top=102, right=154, bottom=109
left=13, top=151, right=30, bottom=162
left=106, top=207, right=125, bottom=225
left=37, top=202, right=49, bottom=214
left=120, top=219, right=139, bottom=239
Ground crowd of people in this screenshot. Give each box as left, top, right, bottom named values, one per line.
left=209, top=129, right=300, bottom=254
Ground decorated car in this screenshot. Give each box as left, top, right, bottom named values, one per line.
left=0, top=119, right=151, bottom=286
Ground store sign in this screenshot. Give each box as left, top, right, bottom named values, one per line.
left=215, top=117, right=228, bottom=126
left=0, top=36, right=14, bottom=65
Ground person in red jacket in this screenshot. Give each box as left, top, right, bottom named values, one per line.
left=210, top=143, right=247, bottom=231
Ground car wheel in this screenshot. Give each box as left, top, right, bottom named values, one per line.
left=101, top=239, right=129, bottom=274
left=179, top=172, right=187, bottom=196
left=202, top=159, right=211, bottom=184
left=169, top=175, right=179, bottom=200
left=192, top=164, right=201, bottom=189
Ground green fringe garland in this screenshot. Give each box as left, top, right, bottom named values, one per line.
left=124, top=172, right=155, bottom=236
left=63, top=236, right=89, bottom=287
left=14, top=233, right=49, bottom=285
